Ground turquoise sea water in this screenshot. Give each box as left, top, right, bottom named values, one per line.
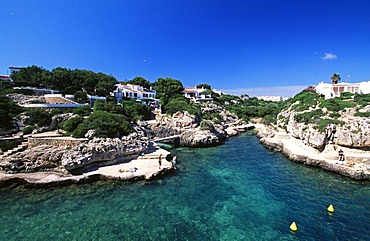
left=1, top=133, right=369, bottom=241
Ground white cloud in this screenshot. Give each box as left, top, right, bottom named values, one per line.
left=219, top=85, right=307, bottom=98
left=321, top=52, right=338, bottom=60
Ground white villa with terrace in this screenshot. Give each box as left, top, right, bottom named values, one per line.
left=315, top=81, right=370, bottom=99
left=112, top=84, right=156, bottom=102
left=183, top=87, right=213, bottom=103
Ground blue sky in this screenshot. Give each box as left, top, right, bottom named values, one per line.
left=1, top=0, right=370, bottom=97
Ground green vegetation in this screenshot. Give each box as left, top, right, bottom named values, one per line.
left=319, top=97, right=356, bottom=112
left=60, top=116, right=84, bottom=133
left=196, top=84, right=211, bottom=90
left=223, top=96, right=285, bottom=124
left=152, top=77, right=184, bottom=106
left=125, top=76, right=151, bottom=89
left=287, top=91, right=320, bottom=111
left=73, top=105, right=92, bottom=116
left=121, top=99, right=152, bottom=121
left=316, top=119, right=345, bottom=133
left=25, top=108, right=54, bottom=127
left=0, top=140, right=21, bottom=152
left=330, top=73, right=341, bottom=84
left=0, top=96, right=24, bottom=129
left=22, top=125, right=36, bottom=134
left=164, top=97, right=201, bottom=116
left=72, top=110, right=133, bottom=138
left=355, top=111, right=370, bottom=117
left=295, top=109, right=324, bottom=125
left=10, top=65, right=118, bottom=96
left=199, top=120, right=215, bottom=131
left=354, top=93, right=370, bottom=107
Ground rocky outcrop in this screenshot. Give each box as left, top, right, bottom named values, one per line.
left=0, top=145, right=66, bottom=173
left=152, top=111, right=198, bottom=139
left=8, top=93, right=45, bottom=106
left=201, top=102, right=239, bottom=124
left=152, top=104, right=240, bottom=147
left=62, top=131, right=149, bottom=171
left=179, top=122, right=226, bottom=147
left=259, top=137, right=370, bottom=180
left=31, top=113, right=76, bottom=134
left=277, top=103, right=370, bottom=150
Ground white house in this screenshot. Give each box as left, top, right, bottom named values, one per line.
left=0, top=75, right=12, bottom=82
left=112, top=83, right=156, bottom=102
left=8, top=66, right=24, bottom=74
left=183, top=87, right=213, bottom=103
left=315, top=81, right=370, bottom=99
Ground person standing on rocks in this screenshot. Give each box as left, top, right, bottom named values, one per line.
left=338, top=149, right=345, bottom=161
left=158, top=154, right=162, bottom=169
left=171, top=156, right=177, bottom=169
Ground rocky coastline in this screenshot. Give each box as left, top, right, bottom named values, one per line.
left=257, top=125, right=370, bottom=180
left=0, top=104, right=253, bottom=188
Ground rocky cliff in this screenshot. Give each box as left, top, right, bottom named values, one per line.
left=277, top=98, right=370, bottom=150
left=0, top=127, right=150, bottom=173
left=151, top=103, right=239, bottom=147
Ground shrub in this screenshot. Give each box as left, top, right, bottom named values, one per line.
left=339, top=92, right=355, bottom=100
left=329, top=112, right=341, bottom=118
left=73, top=105, right=92, bottom=116
left=72, top=123, right=90, bottom=138
left=60, top=116, right=84, bottom=133
left=122, top=99, right=152, bottom=121
left=164, top=97, right=201, bottom=116
left=295, top=109, right=324, bottom=124
left=354, top=94, right=370, bottom=107
left=22, top=125, right=36, bottom=134
left=319, top=97, right=356, bottom=112
left=354, top=111, right=370, bottom=117
left=94, top=100, right=125, bottom=115
left=288, top=91, right=319, bottom=111
left=200, top=120, right=214, bottom=131
left=316, top=119, right=344, bottom=133
left=25, top=108, right=53, bottom=127
left=0, top=140, right=21, bottom=152
left=72, top=110, right=133, bottom=138
left=262, top=114, right=277, bottom=125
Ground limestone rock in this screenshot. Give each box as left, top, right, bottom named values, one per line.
left=179, top=124, right=226, bottom=147
left=62, top=131, right=149, bottom=171
left=0, top=145, right=66, bottom=173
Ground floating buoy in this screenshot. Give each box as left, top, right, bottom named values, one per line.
left=327, top=204, right=335, bottom=213
left=290, top=222, right=298, bottom=232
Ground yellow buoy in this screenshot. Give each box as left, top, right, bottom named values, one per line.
left=327, top=204, right=335, bottom=213
left=290, top=222, right=298, bottom=232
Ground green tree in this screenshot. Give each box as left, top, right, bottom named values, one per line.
left=331, top=73, right=341, bottom=84
left=72, top=110, right=132, bottom=138
left=0, top=96, right=23, bottom=129
left=121, top=99, right=151, bottom=121
left=95, top=73, right=118, bottom=96
left=11, top=65, right=50, bottom=87
left=25, top=108, right=53, bottom=127
left=152, top=77, right=184, bottom=105
left=196, top=83, right=211, bottom=90
left=126, top=76, right=151, bottom=89
left=60, top=116, right=84, bottom=133
left=164, top=96, right=200, bottom=115
left=51, top=67, right=72, bottom=90
left=94, top=100, right=125, bottom=115
left=74, top=91, right=88, bottom=103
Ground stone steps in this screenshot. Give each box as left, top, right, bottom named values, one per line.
left=0, top=140, right=28, bottom=158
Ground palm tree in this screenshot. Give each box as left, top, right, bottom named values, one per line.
left=331, top=73, right=341, bottom=84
